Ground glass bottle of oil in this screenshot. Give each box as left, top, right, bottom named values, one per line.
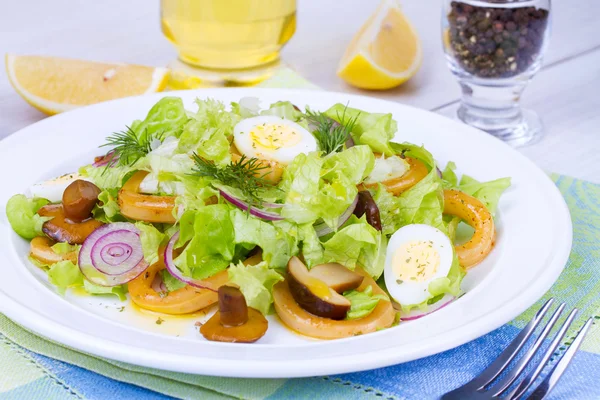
left=161, top=0, right=296, bottom=85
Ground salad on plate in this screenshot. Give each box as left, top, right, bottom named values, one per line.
left=5, top=96, right=510, bottom=342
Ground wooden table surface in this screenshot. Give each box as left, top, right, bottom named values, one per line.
left=2, top=1, right=599, bottom=182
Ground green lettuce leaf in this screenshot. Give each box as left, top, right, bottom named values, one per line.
left=6, top=195, right=50, bottom=239
left=279, top=152, right=358, bottom=228
left=51, top=242, right=79, bottom=255
left=177, top=209, right=197, bottom=248
left=372, top=184, right=401, bottom=236
left=83, top=280, right=128, bottom=301
left=177, top=99, right=239, bottom=166
left=135, top=222, right=166, bottom=265
left=442, top=161, right=510, bottom=215
left=179, top=119, right=231, bottom=166
left=93, top=189, right=125, bottom=223
left=160, top=269, right=187, bottom=292
left=279, top=152, right=322, bottom=223
left=445, top=215, right=462, bottom=244
left=397, top=171, right=445, bottom=231
left=441, top=161, right=458, bottom=187
left=174, top=175, right=219, bottom=217
left=459, top=175, right=511, bottom=215
left=174, top=204, right=235, bottom=279
left=297, top=223, right=324, bottom=268
left=228, top=261, right=284, bottom=315
left=231, top=99, right=259, bottom=119
left=343, top=285, right=388, bottom=320
left=134, top=97, right=189, bottom=140
left=147, top=153, right=194, bottom=176
left=322, top=145, right=375, bottom=184
left=230, top=208, right=298, bottom=269
left=390, top=143, right=446, bottom=233
left=47, top=260, right=83, bottom=295
left=261, top=101, right=304, bottom=121
left=28, top=255, right=50, bottom=269
left=79, top=164, right=136, bottom=190
left=324, top=104, right=397, bottom=155
left=321, top=216, right=386, bottom=278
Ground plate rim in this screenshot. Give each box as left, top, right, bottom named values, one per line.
left=0, top=88, right=573, bottom=378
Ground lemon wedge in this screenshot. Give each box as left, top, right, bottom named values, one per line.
left=337, top=0, right=422, bottom=90
left=6, top=54, right=169, bottom=115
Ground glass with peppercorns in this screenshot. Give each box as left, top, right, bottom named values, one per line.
left=442, top=0, right=551, bottom=146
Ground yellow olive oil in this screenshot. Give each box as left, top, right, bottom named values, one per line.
left=161, top=0, right=296, bottom=71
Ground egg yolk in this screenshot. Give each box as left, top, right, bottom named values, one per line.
left=392, top=240, right=440, bottom=283
left=249, top=123, right=302, bottom=150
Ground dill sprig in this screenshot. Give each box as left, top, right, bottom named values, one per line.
left=305, top=106, right=359, bottom=154
left=191, top=154, right=273, bottom=205
left=101, top=126, right=163, bottom=168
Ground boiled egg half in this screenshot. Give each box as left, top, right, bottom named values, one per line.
left=233, top=116, right=317, bottom=165
left=384, top=224, right=454, bottom=307
left=28, top=173, right=91, bottom=203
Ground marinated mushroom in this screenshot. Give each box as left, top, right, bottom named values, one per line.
left=308, top=263, right=364, bottom=293
left=273, top=267, right=395, bottom=339
left=287, top=256, right=351, bottom=320
left=218, top=285, right=249, bottom=326
left=38, top=204, right=103, bottom=244
left=353, top=190, right=382, bottom=231
left=200, top=286, right=268, bottom=343
left=62, top=180, right=101, bottom=222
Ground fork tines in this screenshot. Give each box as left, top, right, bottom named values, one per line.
left=442, top=298, right=593, bottom=400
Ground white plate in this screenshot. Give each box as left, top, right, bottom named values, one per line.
left=0, top=88, right=571, bottom=378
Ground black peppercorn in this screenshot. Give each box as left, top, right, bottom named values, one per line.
left=447, top=1, right=549, bottom=78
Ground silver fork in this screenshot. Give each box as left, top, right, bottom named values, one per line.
left=441, top=298, right=593, bottom=400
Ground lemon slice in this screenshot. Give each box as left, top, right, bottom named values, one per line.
left=6, top=54, right=169, bottom=115
left=337, top=0, right=422, bottom=90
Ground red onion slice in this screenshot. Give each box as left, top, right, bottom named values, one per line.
left=345, top=136, right=355, bottom=149
left=93, top=150, right=118, bottom=168
left=219, top=190, right=284, bottom=221
left=92, top=229, right=144, bottom=275
left=79, top=222, right=149, bottom=287
left=262, top=201, right=285, bottom=209
left=400, top=295, right=455, bottom=321
left=436, top=166, right=443, bottom=179
left=151, top=273, right=167, bottom=293
left=163, top=231, right=219, bottom=292
left=314, top=194, right=359, bottom=237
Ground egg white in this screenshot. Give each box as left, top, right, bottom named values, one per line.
left=384, top=224, right=454, bottom=307
left=233, top=116, right=317, bottom=165
left=28, top=173, right=91, bottom=203
left=364, top=154, right=409, bottom=184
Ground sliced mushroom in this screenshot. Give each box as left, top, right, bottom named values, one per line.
left=287, top=256, right=351, bottom=320
left=38, top=204, right=103, bottom=244
left=353, top=190, right=382, bottom=231
left=274, top=267, right=395, bottom=339
left=308, top=263, right=364, bottom=293
left=200, top=286, right=268, bottom=343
